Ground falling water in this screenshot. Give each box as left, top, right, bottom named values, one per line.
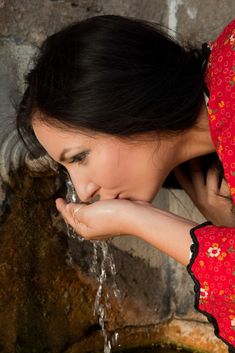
left=65, top=176, right=120, bottom=353
left=65, top=177, right=84, bottom=241
left=91, top=240, right=121, bottom=353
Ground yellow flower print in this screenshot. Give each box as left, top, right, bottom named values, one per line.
left=219, top=290, right=224, bottom=295
left=218, top=145, right=223, bottom=154
left=219, top=100, right=225, bottom=108
left=230, top=294, right=235, bottom=301
left=229, top=309, right=235, bottom=313
left=203, top=281, right=209, bottom=291
left=199, top=260, right=205, bottom=268
left=210, top=114, right=216, bottom=121
left=230, top=188, right=235, bottom=195
left=222, top=237, right=227, bottom=242
left=230, top=76, right=235, bottom=87
left=208, top=108, right=213, bottom=115
left=230, top=67, right=235, bottom=86
left=218, top=252, right=227, bottom=261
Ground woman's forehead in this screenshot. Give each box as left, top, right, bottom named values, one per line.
left=32, top=118, right=127, bottom=153
left=32, top=116, right=95, bottom=140
left=32, top=113, right=158, bottom=153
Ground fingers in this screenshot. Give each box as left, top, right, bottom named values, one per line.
left=206, top=165, right=220, bottom=196
left=55, top=197, right=67, bottom=211
left=173, top=158, right=209, bottom=203
left=173, top=165, right=195, bottom=199
left=219, top=178, right=231, bottom=198
left=189, top=158, right=205, bottom=190
left=55, top=198, right=88, bottom=234
left=56, top=198, right=86, bottom=217
left=206, top=167, right=231, bottom=199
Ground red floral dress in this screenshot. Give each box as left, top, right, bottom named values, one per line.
left=187, top=19, right=235, bottom=352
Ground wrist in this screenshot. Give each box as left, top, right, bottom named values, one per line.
left=125, top=202, right=197, bottom=266
left=124, top=202, right=156, bottom=237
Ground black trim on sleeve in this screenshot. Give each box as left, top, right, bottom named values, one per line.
left=187, top=221, right=235, bottom=352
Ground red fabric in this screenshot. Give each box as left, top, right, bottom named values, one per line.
left=188, top=19, right=235, bottom=351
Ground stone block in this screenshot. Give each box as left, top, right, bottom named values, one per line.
left=176, top=0, right=235, bottom=44
left=0, top=0, right=168, bottom=45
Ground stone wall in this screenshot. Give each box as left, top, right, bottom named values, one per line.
left=0, top=1, right=234, bottom=353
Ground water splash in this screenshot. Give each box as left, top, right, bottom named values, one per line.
left=65, top=175, right=120, bottom=352
left=91, top=240, right=121, bottom=353
left=65, top=177, right=84, bottom=241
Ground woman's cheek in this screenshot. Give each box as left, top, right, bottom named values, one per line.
left=96, top=159, right=124, bottom=188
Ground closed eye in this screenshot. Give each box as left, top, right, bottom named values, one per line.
left=69, top=150, right=90, bottom=164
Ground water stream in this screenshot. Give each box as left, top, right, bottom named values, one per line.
left=65, top=176, right=120, bottom=353
left=61, top=175, right=190, bottom=353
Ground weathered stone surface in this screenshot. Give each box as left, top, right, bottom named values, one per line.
left=0, top=1, right=234, bottom=352
left=167, top=190, right=206, bottom=318
left=0, top=0, right=168, bottom=46
left=0, top=168, right=172, bottom=352
left=65, top=319, right=229, bottom=353
left=0, top=38, right=35, bottom=187
left=176, top=0, right=235, bottom=44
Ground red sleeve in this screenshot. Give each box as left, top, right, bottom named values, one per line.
left=187, top=19, right=235, bottom=352
left=187, top=222, right=235, bottom=351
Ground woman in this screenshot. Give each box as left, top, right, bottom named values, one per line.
left=17, top=15, right=235, bottom=351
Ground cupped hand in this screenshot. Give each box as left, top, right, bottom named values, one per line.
left=173, top=157, right=235, bottom=227
left=55, top=197, right=145, bottom=240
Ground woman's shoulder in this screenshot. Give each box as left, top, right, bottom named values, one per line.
left=205, top=19, right=235, bottom=86
left=204, top=18, right=235, bottom=111
left=204, top=19, right=235, bottom=203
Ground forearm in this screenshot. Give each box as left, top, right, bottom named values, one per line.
left=129, top=204, right=198, bottom=266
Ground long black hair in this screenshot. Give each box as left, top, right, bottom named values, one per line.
left=16, top=14, right=223, bottom=189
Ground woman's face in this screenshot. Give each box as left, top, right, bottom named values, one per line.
left=32, top=118, right=177, bottom=203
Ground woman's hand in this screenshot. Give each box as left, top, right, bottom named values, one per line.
left=56, top=197, right=195, bottom=265
left=173, top=158, right=235, bottom=227
left=55, top=197, right=149, bottom=240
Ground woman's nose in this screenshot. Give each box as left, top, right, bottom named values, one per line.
left=69, top=174, right=99, bottom=203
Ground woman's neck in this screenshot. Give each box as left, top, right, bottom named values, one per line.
left=177, top=100, right=216, bottom=164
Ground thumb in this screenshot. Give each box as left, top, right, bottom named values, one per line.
left=55, top=198, right=67, bottom=212
left=219, top=178, right=231, bottom=198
